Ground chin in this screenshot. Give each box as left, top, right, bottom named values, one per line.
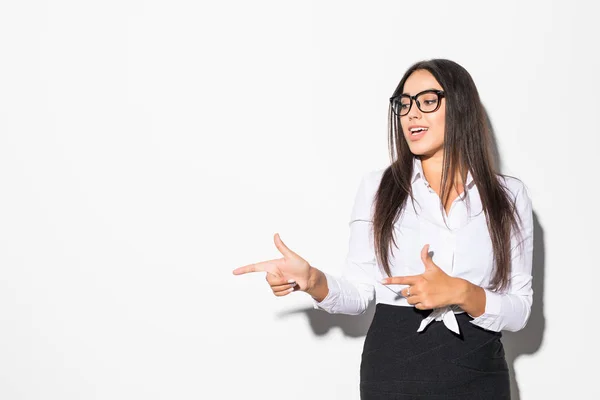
left=405, top=140, right=442, bottom=158
left=406, top=143, right=430, bottom=156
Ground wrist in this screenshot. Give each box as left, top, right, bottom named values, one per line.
left=454, top=278, right=486, bottom=317
left=453, top=278, right=472, bottom=307
left=306, top=265, right=321, bottom=293
left=306, top=265, right=328, bottom=302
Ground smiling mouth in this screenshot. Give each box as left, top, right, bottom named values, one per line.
left=409, top=127, right=428, bottom=135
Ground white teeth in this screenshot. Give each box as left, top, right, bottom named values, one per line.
left=410, top=127, right=428, bottom=134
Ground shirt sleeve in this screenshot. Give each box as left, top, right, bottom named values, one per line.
left=312, top=174, right=378, bottom=315
left=469, top=181, right=534, bottom=332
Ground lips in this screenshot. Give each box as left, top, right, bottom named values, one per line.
left=407, top=126, right=428, bottom=141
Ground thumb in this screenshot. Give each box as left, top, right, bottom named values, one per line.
left=420, top=244, right=438, bottom=270
left=274, top=233, right=295, bottom=258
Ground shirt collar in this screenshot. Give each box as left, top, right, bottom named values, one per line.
left=411, top=157, right=425, bottom=184
left=411, top=157, right=475, bottom=188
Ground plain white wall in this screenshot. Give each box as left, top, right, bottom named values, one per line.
left=0, top=1, right=598, bottom=399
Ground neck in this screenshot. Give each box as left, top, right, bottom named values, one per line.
left=419, top=153, right=466, bottom=187
left=419, top=152, right=444, bottom=183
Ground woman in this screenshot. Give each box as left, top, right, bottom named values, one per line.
left=233, top=59, right=533, bottom=399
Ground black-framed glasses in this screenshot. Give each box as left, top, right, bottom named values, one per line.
left=390, top=89, right=445, bottom=117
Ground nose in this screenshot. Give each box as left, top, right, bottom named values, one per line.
left=406, top=100, right=422, bottom=120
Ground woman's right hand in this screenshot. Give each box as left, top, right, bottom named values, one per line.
left=232, top=233, right=313, bottom=296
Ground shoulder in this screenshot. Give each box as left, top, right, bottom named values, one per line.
left=497, top=174, right=530, bottom=199
left=349, top=168, right=386, bottom=221
left=497, top=174, right=532, bottom=215
left=361, top=168, right=386, bottom=193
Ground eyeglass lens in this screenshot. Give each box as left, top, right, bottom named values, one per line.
left=395, top=92, right=441, bottom=116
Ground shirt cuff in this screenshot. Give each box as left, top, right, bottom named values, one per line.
left=469, top=288, right=502, bottom=331
left=312, top=272, right=341, bottom=313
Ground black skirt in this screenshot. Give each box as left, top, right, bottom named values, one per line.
left=360, top=303, right=510, bottom=400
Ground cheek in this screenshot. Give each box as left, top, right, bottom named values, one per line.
left=436, top=113, right=446, bottom=131
left=435, top=108, right=446, bottom=130
left=426, top=109, right=445, bottom=129
left=427, top=113, right=445, bottom=140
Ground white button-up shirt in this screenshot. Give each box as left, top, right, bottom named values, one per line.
left=313, top=158, right=533, bottom=333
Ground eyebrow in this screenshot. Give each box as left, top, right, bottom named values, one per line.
left=401, top=88, right=440, bottom=96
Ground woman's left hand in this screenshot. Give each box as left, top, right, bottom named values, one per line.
left=381, top=244, right=465, bottom=310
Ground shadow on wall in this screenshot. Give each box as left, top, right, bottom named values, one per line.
left=503, top=213, right=545, bottom=400
left=278, top=107, right=545, bottom=400
left=277, top=302, right=376, bottom=338
left=485, top=106, right=547, bottom=400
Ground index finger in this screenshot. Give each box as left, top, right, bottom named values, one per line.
left=232, top=259, right=280, bottom=276
left=381, top=275, right=420, bottom=286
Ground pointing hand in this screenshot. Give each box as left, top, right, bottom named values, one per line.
left=233, top=233, right=312, bottom=296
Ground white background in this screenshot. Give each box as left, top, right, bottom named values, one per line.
left=0, top=1, right=598, bottom=399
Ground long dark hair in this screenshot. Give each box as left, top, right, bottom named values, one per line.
left=373, top=59, right=522, bottom=291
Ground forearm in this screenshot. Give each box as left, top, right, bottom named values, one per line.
left=452, top=181, right=533, bottom=331
left=308, top=266, right=375, bottom=315
left=453, top=277, right=532, bottom=332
